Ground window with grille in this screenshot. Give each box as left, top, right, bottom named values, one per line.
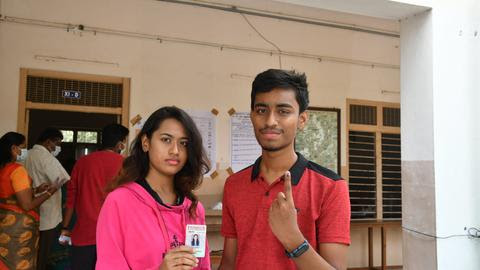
left=349, top=131, right=376, bottom=219
left=348, top=100, right=401, bottom=220
left=350, top=105, right=377, bottom=125
left=382, top=133, right=401, bottom=219
left=26, top=76, right=122, bottom=107
left=383, top=107, right=400, bottom=127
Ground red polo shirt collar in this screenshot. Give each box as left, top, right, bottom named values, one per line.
left=250, top=152, right=309, bottom=186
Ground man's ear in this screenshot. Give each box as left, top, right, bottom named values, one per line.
left=298, top=111, right=308, bottom=130
left=46, top=139, right=54, bottom=150
left=114, top=141, right=122, bottom=151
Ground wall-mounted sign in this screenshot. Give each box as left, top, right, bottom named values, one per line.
left=63, top=90, right=81, bottom=99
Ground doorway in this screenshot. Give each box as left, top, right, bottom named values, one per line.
left=17, top=68, right=131, bottom=171
left=27, top=109, right=118, bottom=174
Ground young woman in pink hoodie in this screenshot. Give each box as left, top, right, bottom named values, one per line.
left=96, top=106, right=211, bottom=270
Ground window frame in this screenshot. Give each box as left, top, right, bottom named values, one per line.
left=346, top=99, right=401, bottom=221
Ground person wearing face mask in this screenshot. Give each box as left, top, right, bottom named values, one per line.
left=25, top=127, right=70, bottom=270
left=60, top=123, right=128, bottom=270
left=0, top=132, right=59, bottom=270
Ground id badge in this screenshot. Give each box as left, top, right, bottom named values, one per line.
left=185, top=224, right=207, bottom=257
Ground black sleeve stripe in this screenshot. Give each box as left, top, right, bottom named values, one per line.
left=306, top=161, right=343, bottom=181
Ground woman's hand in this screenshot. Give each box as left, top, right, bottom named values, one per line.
left=159, top=246, right=198, bottom=270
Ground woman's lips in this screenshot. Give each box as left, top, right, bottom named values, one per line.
left=166, top=159, right=180, bottom=165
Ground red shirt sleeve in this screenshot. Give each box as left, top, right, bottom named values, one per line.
left=221, top=178, right=237, bottom=238
left=316, top=179, right=351, bottom=245
left=66, top=160, right=80, bottom=209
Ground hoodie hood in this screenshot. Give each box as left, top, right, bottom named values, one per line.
left=121, top=181, right=192, bottom=213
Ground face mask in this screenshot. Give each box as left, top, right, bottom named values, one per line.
left=16, top=148, right=28, bottom=162
left=52, top=146, right=61, bottom=157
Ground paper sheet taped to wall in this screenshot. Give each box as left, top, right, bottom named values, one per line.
left=186, top=110, right=217, bottom=176
left=230, top=112, right=261, bottom=173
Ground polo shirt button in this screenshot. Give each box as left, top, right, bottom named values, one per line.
left=265, top=191, right=269, bottom=196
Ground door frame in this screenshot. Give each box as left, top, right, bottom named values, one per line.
left=17, top=68, right=130, bottom=144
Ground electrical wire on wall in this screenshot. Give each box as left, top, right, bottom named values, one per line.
left=402, top=226, right=480, bottom=240
left=34, top=55, right=119, bottom=67
left=239, top=12, right=283, bottom=68
left=0, top=15, right=399, bottom=70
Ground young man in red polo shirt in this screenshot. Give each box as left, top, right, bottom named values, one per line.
left=60, top=124, right=129, bottom=270
left=219, top=69, right=350, bottom=270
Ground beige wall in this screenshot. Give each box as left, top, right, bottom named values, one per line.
left=0, top=0, right=401, bottom=267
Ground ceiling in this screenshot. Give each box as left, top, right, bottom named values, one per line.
left=273, top=0, right=431, bottom=19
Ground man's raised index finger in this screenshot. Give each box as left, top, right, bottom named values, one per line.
left=283, top=171, right=294, bottom=203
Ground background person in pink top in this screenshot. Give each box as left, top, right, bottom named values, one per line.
left=96, top=106, right=211, bottom=270
left=60, top=123, right=129, bottom=270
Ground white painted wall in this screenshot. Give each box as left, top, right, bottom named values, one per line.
left=400, top=10, right=437, bottom=270
left=431, top=1, right=480, bottom=269
left=401, top=0, right=480, bottom=269
left=0, top=0, right=402, bottom=267
left=400, top=10, right=433, bottom=162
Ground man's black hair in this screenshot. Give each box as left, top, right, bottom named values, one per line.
left=251, top=69, right=309, bottom=113
left=101, top=124, right=129, bottom=149
left=37, top=127, right=63, bottom=143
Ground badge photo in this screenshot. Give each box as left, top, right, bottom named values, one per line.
left=185, top=224, right=207, bottom=258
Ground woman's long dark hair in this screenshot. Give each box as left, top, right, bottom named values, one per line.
left=111, top=106, right=210, bottom=216
left=0, top=132, right=25, bottom=168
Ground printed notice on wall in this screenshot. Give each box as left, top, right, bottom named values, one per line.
left=230, top=112, right=262, bottom=173
left=187, top=110, right=216, bottom=176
